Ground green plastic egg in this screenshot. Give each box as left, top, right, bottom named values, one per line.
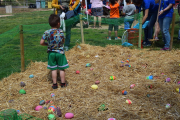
left=48, top=114, right=56, bottom=120
left=19, top=89, right=26, bottom=94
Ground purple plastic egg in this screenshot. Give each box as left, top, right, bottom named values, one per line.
left=165, top=78, right=171, bottom=82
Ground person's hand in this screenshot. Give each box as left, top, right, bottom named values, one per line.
left=159, top=10, right=164, bottom=16
left=60, top=5, right=64, bottom=10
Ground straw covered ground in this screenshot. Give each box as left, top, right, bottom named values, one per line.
left=0, top=44, right=180, bottom=120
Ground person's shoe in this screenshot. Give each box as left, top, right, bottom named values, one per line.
left=115, top=37, right=121, bottom=40
left=107, top=37, right=111, bottom=40
left=164, top=47, right=169, bottom=51
left=142, top=41, right=146, bottom=45
left=64, top=46, right=69, bottom=51
left=61, top=83, right=68, bottom=88
left=52, top=83, right=58, bottom=89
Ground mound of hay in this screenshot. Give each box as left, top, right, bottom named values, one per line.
left=0, top=44, right=180, bottom=119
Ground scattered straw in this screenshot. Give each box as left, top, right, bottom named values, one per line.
left=0, top=44, right=180, bottom=119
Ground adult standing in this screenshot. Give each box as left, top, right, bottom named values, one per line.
left=51, top=0, right=80, bottom=51
left=90, top=0, right=104, bottom=28
left=155, top=0, right=175, bottom=50
left=132, top=0, right=159, bottom=46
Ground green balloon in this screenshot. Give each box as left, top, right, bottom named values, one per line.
left=19, top=89, right=26, bottom=94
left=48, top=114, right=56, bottom=120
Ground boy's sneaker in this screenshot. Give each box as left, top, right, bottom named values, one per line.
left=107, top=37, right=111, bottom=40
left=115, top=37, right=121, bottom=40
left=52, top=83, right=58, bottom=89
left=161, top=47, right=169, bottom=51
left=61, top=83, right=67, bottom=88
left=64, top=46, right=69, bottom=51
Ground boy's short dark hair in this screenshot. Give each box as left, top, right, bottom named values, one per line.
left=110, top=0, right=116, bottom=5
left=49, top=14, right=60, bottom=27
left=132, top=0, right=143, bottom=6
left=126, top=0, right=131, bottom=3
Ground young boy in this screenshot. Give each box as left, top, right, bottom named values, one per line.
left=107, top=0, right=121, bottom=40
left=40, top=14, right=69, bottom=89
left=122, top=0, right=136, bottom=29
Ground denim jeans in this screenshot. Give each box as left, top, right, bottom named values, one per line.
left=159, top=17, right=172, bottom=48
left=144, top=11, right=158, bottom=44
left=124, top=18, right=134, bottom=30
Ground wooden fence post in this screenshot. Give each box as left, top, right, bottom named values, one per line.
left=80, top=14, right=85, bottom=44
left=169, top=13, right=175, bottom=51
left=20, top=25, right=25, bottom=72
left=138, top=12, right=143, bottom=49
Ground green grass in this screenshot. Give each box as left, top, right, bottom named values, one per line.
left=0, top=9, right=180, bottom=80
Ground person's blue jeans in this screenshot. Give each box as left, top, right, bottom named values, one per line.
left=124, top=18, right=134, bottom=30
left=159, top=17, right=172, bottom=48
left=144, top=11, right=158, bottom=45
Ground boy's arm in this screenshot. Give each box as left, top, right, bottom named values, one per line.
left=70, top=0, right=80, bottom=10
left=40, top=39, right=48, bottom=46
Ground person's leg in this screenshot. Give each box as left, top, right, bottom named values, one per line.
left=124, top=18, right=130, bottom=30
left=108, top=24, right=113, bottom=40
left=159, top=18, right=165, bottom=49
left=94, top=16, right=97, bottom=28
left=114, top=24, right=120, bottom=40
left=60, top=70, right=65, bottom=83
left=64, top=26, right=71, bottom=50
left=143, top=13, right=152, bottom=45
left=115, top=31, right=118, bottom=37
left=98, top=16, right=101, bottom=27
left=147, top=11, right=158, bottom=44
left=129, top=19, right=134, bottom=28
left=162, top=17, right=172, bottom=49
left=52, top=70, right=57, bottom=84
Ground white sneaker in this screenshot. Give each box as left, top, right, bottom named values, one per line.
left=107, top=37, right=111, bottom=40
left=115, top=37, right=121, bottom=40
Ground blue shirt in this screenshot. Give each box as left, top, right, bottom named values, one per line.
left=159, top=0, right=175, bottom=18
left=137, top=0, right=159, bottom=13
left=42, top=29, right=65, bottom=54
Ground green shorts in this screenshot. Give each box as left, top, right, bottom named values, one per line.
left=47, top=52, right=69, bottom=70
left=108, top=24, right=119, bottom=31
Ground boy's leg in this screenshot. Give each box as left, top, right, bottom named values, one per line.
left=60, top=70, right=65, bottom=83
left=115, top=31, right=118, bottom=37
left=52, top=70, right=57, bottom=84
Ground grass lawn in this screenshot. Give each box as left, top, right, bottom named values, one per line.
left=0, top=9, right=180, bottom=80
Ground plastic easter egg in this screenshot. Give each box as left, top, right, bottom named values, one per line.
left=176, top=88, right=180, bottom=93
left=91, top=85, right=98, bottom=89
left=55, top=107, right=62, bottom=117
left=129, top=65, right=131, bottom=67
left=35, top=105, right=43, bottom=111
left=76, top=70, right=80, bottom=74
left=148, top=85, right=153, bottom=89
left=51, top=93, right=55, bottom=97
left=146, top=75, right=153, bottom=80
left=19, top=89, right=26, bottom=94
left=121, top=61, right=124, bottom=63
left=165, top=78, right=171, bottom=82
left=9, top=100, right=14, bottom=103
left=178, top=81, right=180, bottom=85
left=86, top=63, right=91, bottom=67
left=126, top=59, right=130, bottom=62
left=122, top=90, right=127, bottom=95
left=130, top=84, right=135, bottom=89
left=65, top=113, right=74, bottom=119
left=165, top=104, right=171, bottom=109
left=20, top=82, right=26, bottom=87
left=44, top=107, right=47, bottom=109
left=95, top=80, right=100, bottom=84
left=29, top=74, right=34, bottom=78
left=120, top=64, right=124, bottom=67
left=39, top=100, right=45, bottom=105
left=90, top=68, right=93, bottom=70
left=147, top=94, right=150, bottom=97
left=48, top=114, right=56, bottom=120
left=110, top=76, right=116, bottom=80
left=48, top=105, right=57, bottom=112
left=108, top=118, right=116, bottom=120
left=16, top=110, right=20, bottom=114
left=126, top=99, right=132, bottom=104
left=125, top=64, right=129, bottom=66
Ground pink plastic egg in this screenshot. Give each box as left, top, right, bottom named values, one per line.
left=130, top=84, right=135, bottom=89
left=35, top=106, right=43, bottom=111
left=95, top=80, right=100, bottom=84
left=65, top=113, right=74, bottom=119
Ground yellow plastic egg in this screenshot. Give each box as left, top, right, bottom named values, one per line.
left=91, top=85, right=98, bottom=89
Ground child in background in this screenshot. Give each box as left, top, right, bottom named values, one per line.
left=122, top=0, right=136, bottom=29
left=107, top=0, right=121, bottom=40
left=40, top=14, right=69, bottom=89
